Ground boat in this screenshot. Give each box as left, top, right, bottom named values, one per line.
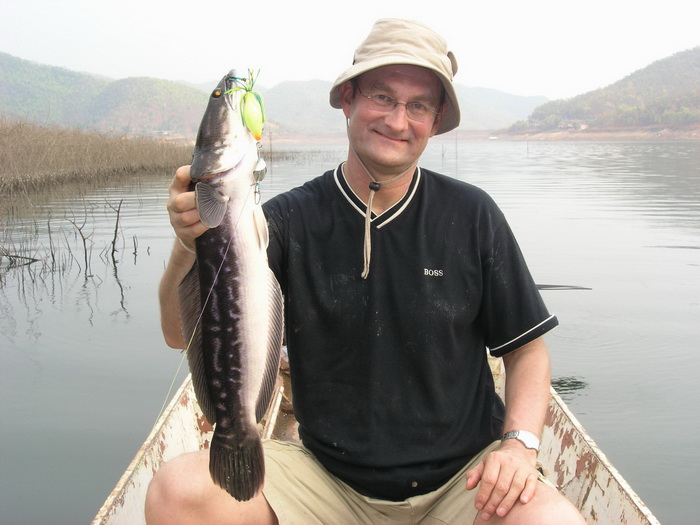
left=92, top=356, right=660, bottom=524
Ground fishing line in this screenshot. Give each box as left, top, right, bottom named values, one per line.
left=156, top=349, right=188, bottom=420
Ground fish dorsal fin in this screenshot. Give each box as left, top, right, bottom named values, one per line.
left=178, top=263, right=217, bottom=425
left=195, top=182, right=230, bottom=228
left=252, top=205, right=269, bottom=251
left=255, top=270, right=285, bottom=422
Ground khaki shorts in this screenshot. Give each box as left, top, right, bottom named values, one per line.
left=262, top=439, right=549, bottom=525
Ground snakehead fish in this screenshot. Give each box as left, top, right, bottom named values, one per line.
left=178, top=69, right=284, bottom=501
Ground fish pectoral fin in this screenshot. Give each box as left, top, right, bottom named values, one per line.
left=195, top=182, right=229, bottom=228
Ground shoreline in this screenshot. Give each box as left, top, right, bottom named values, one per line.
left=476, top=124, right=700, bottom=142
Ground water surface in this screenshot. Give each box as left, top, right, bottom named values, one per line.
left=1, top=141, right=698, bottom=524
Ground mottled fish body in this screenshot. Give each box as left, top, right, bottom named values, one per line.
left=179, top=70, right=284, bottom=502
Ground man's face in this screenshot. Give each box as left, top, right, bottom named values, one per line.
left=340, top=64, right=444, bottom=177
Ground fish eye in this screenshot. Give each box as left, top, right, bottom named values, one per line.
left=212, top=88, right=222, bottom=98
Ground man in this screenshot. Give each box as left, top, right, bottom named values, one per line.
left=148, top=18, right=585, bottom=524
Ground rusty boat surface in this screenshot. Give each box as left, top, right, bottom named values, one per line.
left=92, top=357, right=660, bottom=524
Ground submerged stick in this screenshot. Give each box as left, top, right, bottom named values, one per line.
left=107, top=199, right=124, bottom=265
left=66, top=213, right=92, bottom=278
left=47, top=218, right=56, bottom=270
left=132, top=235, right=138, bottom=263
left=0, top=245, right=40, bottom=268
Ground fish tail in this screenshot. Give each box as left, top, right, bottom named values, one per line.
left=209, top=433, right=265, bottom=502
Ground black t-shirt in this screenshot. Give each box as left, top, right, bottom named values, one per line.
left=263, top=165, right=557, bottom=500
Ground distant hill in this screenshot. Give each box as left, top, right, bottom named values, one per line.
left=262, top=79, right=345, bottom=135
left=81, top=77, right=207, bottom=136
left=0, top=52, right=110, bottom=127
left=0, top=52, right=547, bottom=137
left=0, top=53, right=208, bottom=136
left=513, top=47, right=700, bottom=133
left=5, top=48, right=699, bottom=140
left=455, top=85, right=548, bottom=130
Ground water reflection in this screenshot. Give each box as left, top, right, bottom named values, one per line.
left=3, top=200, right=138, bottom=322
left=551, top=376, right=589, bottom=403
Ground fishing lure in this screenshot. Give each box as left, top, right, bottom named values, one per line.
left=226, top=70, right=266, bottom=141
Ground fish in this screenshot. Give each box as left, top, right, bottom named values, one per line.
left=178, top=69, right=284, bottom=502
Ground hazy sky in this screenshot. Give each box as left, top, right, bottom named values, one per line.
left=1, top=0, right=697, bottom=100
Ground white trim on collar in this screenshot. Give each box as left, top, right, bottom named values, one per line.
left=333, top=165, right=422, bottom=229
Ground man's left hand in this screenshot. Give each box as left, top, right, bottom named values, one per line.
left=465, top=440, right=540, bottom=521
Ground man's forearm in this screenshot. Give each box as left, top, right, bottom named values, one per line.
left=159, top=239, right=196, bottom=349
left=501, top=337, right=551, bottom=439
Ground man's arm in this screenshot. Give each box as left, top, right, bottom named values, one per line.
left=158, top=165, right=208, bottom=348
left=466, top=337, right=551, bottom=520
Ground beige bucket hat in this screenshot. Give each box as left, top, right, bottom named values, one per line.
left=329, top=18, right=460, bottom=135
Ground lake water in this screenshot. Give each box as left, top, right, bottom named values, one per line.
left=1, top=140, right=698, bottom=524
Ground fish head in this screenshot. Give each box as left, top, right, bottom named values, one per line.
left=190, top=69, right=257, bottom=180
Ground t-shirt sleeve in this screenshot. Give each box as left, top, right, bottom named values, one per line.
left=481, top=220, right=558, bottom=357
left=262, top=198, right=287, bottom=293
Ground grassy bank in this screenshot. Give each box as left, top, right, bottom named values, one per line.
left=0, top=118, right=193, bottom=196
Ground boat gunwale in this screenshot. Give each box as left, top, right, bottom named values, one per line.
left=93, top=363, right=661, bottom=524
left=545, top=386, right=660, bottom=525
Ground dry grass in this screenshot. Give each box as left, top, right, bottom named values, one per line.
left=0, top=118, right=193, bottom=195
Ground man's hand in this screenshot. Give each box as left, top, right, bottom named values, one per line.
left=159, top=165, right=208, bottom=348
left=466, top=439, right=540, bottom=521
left=167, top=165, right=208, bottom=250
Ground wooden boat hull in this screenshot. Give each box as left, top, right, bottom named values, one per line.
left=92, top=358, right=659, bottom=524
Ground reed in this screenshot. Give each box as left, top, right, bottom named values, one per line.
left=0, top=118, right=342, bottom=216
left=0, top=118, right=193, bottom=198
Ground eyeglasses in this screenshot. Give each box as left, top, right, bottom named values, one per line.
left=356, top=86, right=440, bottom=123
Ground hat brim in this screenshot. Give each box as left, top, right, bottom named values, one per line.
left=329, top=57, right=460, bottom=135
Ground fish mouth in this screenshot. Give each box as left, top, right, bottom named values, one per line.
left=197, top=171, right=226, bottom=181
left=222, top=75, right=238, bottom=110
left=221, top=69, right=256, bottom=110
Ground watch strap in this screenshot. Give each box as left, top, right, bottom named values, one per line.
left=501, top=430, right=540, bottom=452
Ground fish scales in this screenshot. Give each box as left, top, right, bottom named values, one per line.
left=178, top=69, right=284, bottom=502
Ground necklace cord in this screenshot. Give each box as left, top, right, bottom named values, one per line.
left=348, top=153, right=412, bottom=279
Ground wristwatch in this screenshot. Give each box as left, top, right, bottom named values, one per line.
left=501, top=430, right=540, bottom=452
